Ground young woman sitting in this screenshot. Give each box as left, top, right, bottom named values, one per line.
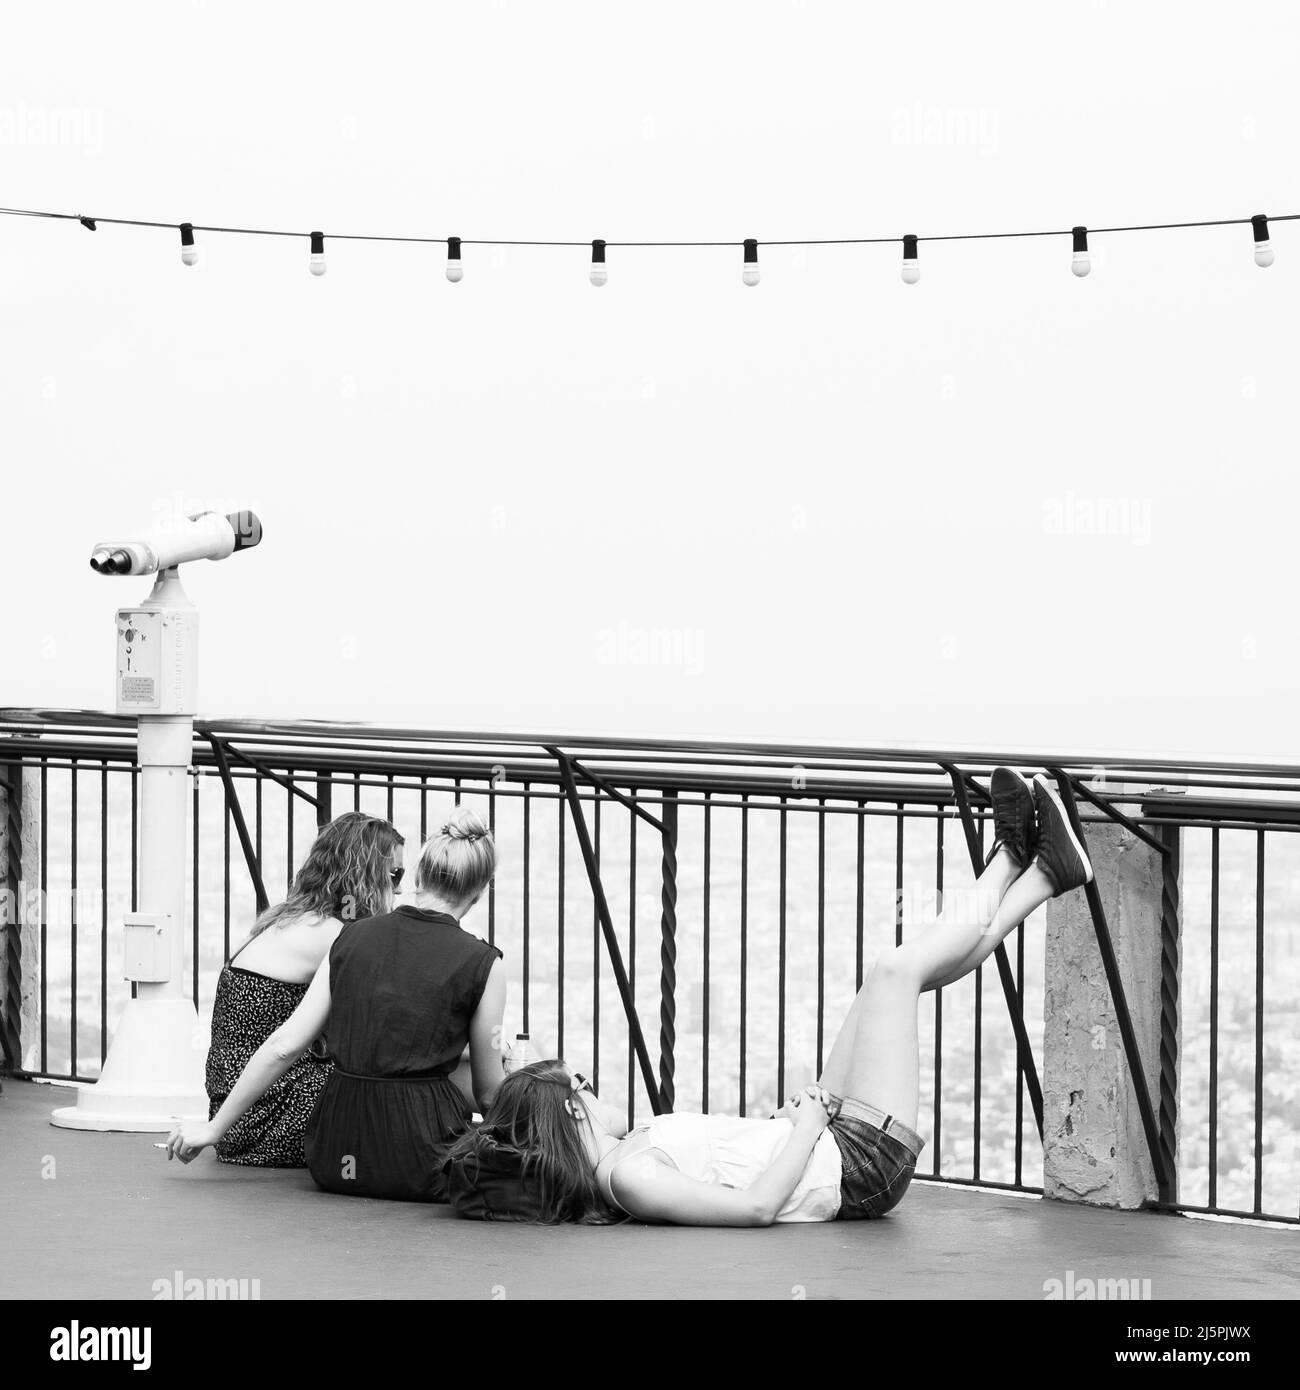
left=169, top=807, right=506, bottom=1201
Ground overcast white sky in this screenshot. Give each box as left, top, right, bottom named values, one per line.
left=3, top=1, right=1297, bottom=761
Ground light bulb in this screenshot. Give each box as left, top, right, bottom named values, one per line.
left=1071, top=225, right=1091, bottom=278
left=742, top=238, right=759, bottom=286
left=309, top=230, right=326, bottom=276
left=179, top=222, right=198, bottom=267
left=901, top=233, right=920, bottom=284
left=446, top=236, right=463, bottom=283
left=1252, top=214, right=1274, bottom=268
left=589, top=239, right=607, bottom=287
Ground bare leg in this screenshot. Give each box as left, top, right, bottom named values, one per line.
left=818, top=856, right=1057, bottom=1130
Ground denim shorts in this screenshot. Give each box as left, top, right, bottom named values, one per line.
left=827, top=1096, right=924, bottom=1220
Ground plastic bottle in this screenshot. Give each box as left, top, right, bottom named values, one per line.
left=502, top=1032, right=539, bottom=1075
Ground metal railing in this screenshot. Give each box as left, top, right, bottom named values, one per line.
left=2, top=709, right=1298, bottom=1223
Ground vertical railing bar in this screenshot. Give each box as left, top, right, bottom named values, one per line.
left=454, top=776, right=461, bottom=809
left=1208, top=827, right=1219, bottom=1210
left=419, top=775, right=428, bottom=841
left=522, top=782, right=530, bottom=1035
left=739, top=795, right=749, bottom=1118
left=1015, top=852, right=1026, bottom=1190
left=386, top=774, right=394, bottom=824
left=222, top=781, right=231, bottom=962
left=894, top=803, right=905, bottom=947
left=192, top=770, right=200, bottom=1005
left=352, top=771, right=360, bottom=812
left=1254, top=830, right=1264, bottom=1216
left=255, top=777, right=263, bottom=877
left=627, top=787, right=637, bottom=1130
left=39, top=762, right=48, bottom=1073
left=592, top=790, right=601, bottom=1094
left=100, top=763, right=108, bottom=1067
left=1157, top=821, right=1180, bottom=1206
left=932, top=809, right=943, bottom=1178
left=487, top=776, right=496, bottom=947
left=657, top=789, right=679, bottom=1114
left=816, top=798, right=826, bottom=1078
left=855, top=801, right=865, bottom=991
left=285, top=766, right=295, bottom=894
left=130, top=767, right=138, bottom=912
left=972, top=806, right=983, bottom=1185
left=702, top=792, right=711, bottom=1113
left=557, top=788, right=565, bottom=1059
left=70, top=758, right=78, bottom=1079
left=777, top=796, right=788, bottom=1109
left=131, top=766, right=139, bottom=1001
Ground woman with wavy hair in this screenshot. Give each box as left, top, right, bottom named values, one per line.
left=445, top=770, right=1094, bottom=1226
left=202, top=810, right=405, bottom=1167
left=169, top=807, right=506, bottom=1203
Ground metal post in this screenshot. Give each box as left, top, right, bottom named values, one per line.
left=1158, top=821, right=1180, bottom=1204
left=658, top=791, right=679, bottom=1113
left=1, top=763, right=24, bottom=1073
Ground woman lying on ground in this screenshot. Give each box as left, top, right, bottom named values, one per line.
left=168, top=808, right=506, bottom=1201
left=204, top=811, right=404, bottom=1167
left=444, top=770, right=1092, bottom=1226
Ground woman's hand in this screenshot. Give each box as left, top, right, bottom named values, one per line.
left=164, top=1120, right=219, bottom=1164
left=787, top=1085, right=833, bottom=1134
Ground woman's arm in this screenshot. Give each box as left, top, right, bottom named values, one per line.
left=467, top=957, right=507, bottom=1114
left=615, top=1089, right=833, bottom=1227
left=164, top=955, right=334, bottom=1163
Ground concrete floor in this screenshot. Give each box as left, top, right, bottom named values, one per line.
left=3, top=1080, right=1296, bottom=1300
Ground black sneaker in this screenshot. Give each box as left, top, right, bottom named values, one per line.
left=985, top=767, right=1036, bottom=870
left=1031, top=774, right=1094, bottom=895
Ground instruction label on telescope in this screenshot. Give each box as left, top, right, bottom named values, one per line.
left=121, top=677, right=156, bottom=703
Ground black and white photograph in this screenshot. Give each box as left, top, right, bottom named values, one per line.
left=1, top=0, right=1296, bottom=1352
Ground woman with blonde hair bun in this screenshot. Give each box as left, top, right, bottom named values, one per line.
left=168, top=806, right=506, bottom=1203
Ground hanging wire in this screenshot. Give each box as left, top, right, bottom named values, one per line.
left=1, top=203, right=1296, bottom=248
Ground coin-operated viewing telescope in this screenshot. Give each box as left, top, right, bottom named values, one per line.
left=90, top=509, right=262, bottom=576
left=53, top=510, right=263, bottom=1133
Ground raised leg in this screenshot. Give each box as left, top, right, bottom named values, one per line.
left=819, top=856, right=1056, bottom=1129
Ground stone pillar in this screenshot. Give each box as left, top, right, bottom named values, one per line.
left=1042, top=792, right=1179, bottom=1208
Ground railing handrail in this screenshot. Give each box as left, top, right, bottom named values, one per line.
left=7, top=707, right=1300, bottom=795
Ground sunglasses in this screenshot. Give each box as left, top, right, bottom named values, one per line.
left=390, top=867, right=405, bottom=890
left=570, top=1072, right=594, bottom=1096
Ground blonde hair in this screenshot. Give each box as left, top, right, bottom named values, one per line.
left=415, top=806, right=496, bottom=905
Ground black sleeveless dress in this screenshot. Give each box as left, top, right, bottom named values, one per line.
left=304, top=906, right=503, bottom=1202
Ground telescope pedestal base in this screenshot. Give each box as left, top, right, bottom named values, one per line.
left=50, top=996, right=209, bottom=1133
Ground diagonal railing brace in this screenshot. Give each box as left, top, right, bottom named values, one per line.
left=552, top=751, right=663, bottom=1115
left=205, top=734, right=269, bottom=916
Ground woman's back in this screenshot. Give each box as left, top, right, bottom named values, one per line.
left=230, top=911, right=343, bottom=983
left=305, top=904, right=503, bottom=1201
left=326, top=906, right=500, bottom=1075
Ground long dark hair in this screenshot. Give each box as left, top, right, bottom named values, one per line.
left=248, top=811, right=404, bottom=937
left=445, top=1059, right=616, bottom=1224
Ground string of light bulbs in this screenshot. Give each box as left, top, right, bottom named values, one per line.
left=0, top=203, right=1293, bottom=283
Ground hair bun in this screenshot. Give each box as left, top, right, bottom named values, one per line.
left=441, top=822, right=483, bottom=843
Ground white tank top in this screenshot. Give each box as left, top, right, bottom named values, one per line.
left=600, top=1112, right=842, bottom=1223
